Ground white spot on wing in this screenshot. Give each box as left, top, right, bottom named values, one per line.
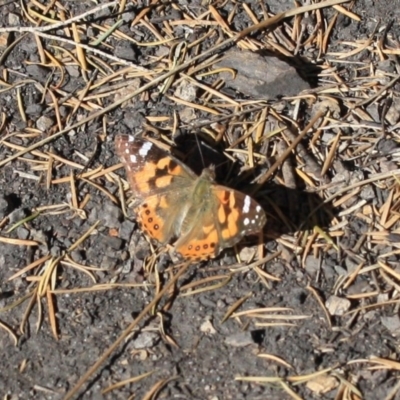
left=130, top=154, right=137, bottom=163
left=244, top=218, right=250, bottom=226
left=139, top=141, right=153, bottom=157
left=128, top=135, right=135, bottom=142
left=243, top=195, right=251, bottom=213
left=256, top=205, right=261, bottom=212
left=125, top=149, right=130, bottom=154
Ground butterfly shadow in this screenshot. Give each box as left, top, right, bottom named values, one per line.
left=170, top=136, right=336, bottom=255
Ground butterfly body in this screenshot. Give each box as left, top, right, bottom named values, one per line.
left=115, top=134, right=266, bottom=261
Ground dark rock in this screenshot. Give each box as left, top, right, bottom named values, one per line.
left=99, top=234, right=123, bottom=250
left=115, top=42, right=137, bottom=61
left=213, top=49, right=310, bottom=99
left=0, top=194, right=9, bottom=218
left=102, top=203, right=122, bottom=228
left=119, top=220, right=135, bottom=241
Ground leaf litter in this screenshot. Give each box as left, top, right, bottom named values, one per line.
left=1, top=0, right=400, bottom=399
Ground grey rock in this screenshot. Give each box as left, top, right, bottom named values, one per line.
left=8, top=208, right=27, bottom=224
left=88, top=206, right=98, bottom=223
left=119, top=220, right=135, bottom=241
left=121, top=260, right=133, bottom=274
left=131, top=332, right=159, bottom=349
left=102, top=203, right=122, bottom=228
left=50, top=245, right=62, bottom=258
left=36, top=115, right=54, bottom=132
left=99, top=234, right=123, bottom=250
left=0, top=194, right=9, bottom=218
left=101, top=255, right=117, bottom=270
left=360, top=185, right=375, bottom=200
left=225, top=331, right=256, bottom=347
left=115, top=42, right=137, bottom=61
left=381, top=315, right=400, bottom=336
left=304, top=255, right=320, bottom=276
left=17, top=226, right=29, bottom=240
left=25, top=104, right=44, bottom=115
left=25, top=64, right=49, bottom=84
left=122, top=10, right=136, bottom=23
left=71, top=249, right=84, bottom=263
left=213, top=49, right=310, bottom=99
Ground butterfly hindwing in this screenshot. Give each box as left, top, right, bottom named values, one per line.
left=174, top=186, right=266, bottom=260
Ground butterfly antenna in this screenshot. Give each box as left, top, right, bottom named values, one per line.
left=194, top=132, right=206, bottom=168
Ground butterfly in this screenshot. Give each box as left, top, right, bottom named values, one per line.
left=115, top=134, right=266, bottom=262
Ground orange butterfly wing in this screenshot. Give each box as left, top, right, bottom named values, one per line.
left=174, top=186, right=266, bottom=261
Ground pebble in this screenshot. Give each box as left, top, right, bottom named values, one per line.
left=99, top=234, right=123, bottom=250
left=36, top=115, right=54, bottom=132
left=8, top=208, right=27, bottom=224
left=225, top=331, right=256, bottom=347
left=0, top=194, right=9, bottom=218
left=115, top=42, right=137, bottom=61
left=17, top=226, right=29, bottom=240
left=381, top=315, right=400, bottom=336
left=102, top=203, right=122, bottom=229
left=101, top=255, right=118, bottom=270
left=174, top=80, right=197, bottom=102
left=131, top=332, right=159, bottom=349
left=325, top=295, right=351, bottom=316
left=119, top=220, right=135, bottom=241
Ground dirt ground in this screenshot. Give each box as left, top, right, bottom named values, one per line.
left=1, top=0, right=400, bottom=399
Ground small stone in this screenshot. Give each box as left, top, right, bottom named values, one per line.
left=0, top=33, right=9, bottom=49
left=71, top=249, right=84, bottom=263
left=114, top=79, right=141, bottom=108
left=102, top=203, right=123, bottom=229
left=8, top=13, right=20, bottom=25
left=179, top=107, right=196, bottom=123
left=174, top=80, right=197, bottom=102
left=385, top=98, right=400, bottom=125
left=88, top=207, right=98, bottom=223
left=17, top=226, right=29, bottom=240
left=200, top=318, right=217, bottom=335
left=131, top=332, right=159, bottom=349
left=225, top=332, right=256, bottom=347
left=65, top=65, right=80, bottom=78
left=25, top=64, right=48, bottom=84
left=121, top=260, right=133, bottom=274
left=36, top=115, right=54, bottom=132
left=8, top=208, right=27, bottom=224
left=0, top=194, right=9, bottom=218
left=101, top=255, right=118, bottom=270
left=114, top=42, right=137, bottom=61
left=119, top=220, right=135, bottom=241
left=130, top=239, right=150, bottom=260
left=381, top=315, right=400, bottom=336
left=238, top=246, right=256, bottom=263
left=360, top=184, right=375, bottom=200
left=122, top=10, right=136, bottom=23
left=304, top=255, right=320, bottom=276
left=50, top=245, right=62, bottom=258
left=325, top=295, right=351, bottom=316
left=306, top=374, right=338, bottom=394
left=213, top=49, right=310, bottom=99
left=312, top=98, right=341, bottom=119
left=99, top=234, right=123, bottom=250
left=25, top=104, right=44, bottom=115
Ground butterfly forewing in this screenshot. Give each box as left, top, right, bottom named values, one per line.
left=115, top=134, right=196, bottom=200
left=211, top=186, right=266, bottom=249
